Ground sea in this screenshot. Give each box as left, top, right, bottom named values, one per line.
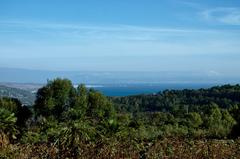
left=84, top=83, right=219, bottom=96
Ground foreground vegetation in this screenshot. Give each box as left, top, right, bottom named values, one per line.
left=1, top=78, right=240, bottom=158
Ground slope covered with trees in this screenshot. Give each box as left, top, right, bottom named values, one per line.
left=112, top=84, right=240, bottom=113
left=1, top=79, right=240, bottom=158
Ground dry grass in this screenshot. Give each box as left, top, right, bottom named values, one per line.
left=1, top=138, right=240, bottom=159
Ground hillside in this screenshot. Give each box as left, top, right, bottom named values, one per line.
left=0, top=85, right=35, bottom=105
left=112, top=84, right=240, bottom=113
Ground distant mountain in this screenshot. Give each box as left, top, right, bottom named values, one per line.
left=0, top=85, right=35, bottom=105
left=0, top=67, right=239, bottom=84
left=0, top=82, right=43, bottom=91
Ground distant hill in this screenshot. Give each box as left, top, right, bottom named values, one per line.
left=0, top=85, right=35, bottom=105
left=0, top=82, right=43, bottom=92
left=0, top=67, right=240, bottom=84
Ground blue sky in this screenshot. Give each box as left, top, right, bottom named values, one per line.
left=0, top=0, right=240, bottom=77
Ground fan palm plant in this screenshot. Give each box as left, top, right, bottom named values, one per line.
left=0, top=108, right=18, bottom=146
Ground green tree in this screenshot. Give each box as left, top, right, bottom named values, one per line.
left=71, top=84, right=88, bottom=118
left=221, top=110, right=236, bottom=136
left=205, top=103, right=235, bottom=138
left=87, top=90, right=115, bottom=122
left=34, top=78, right=75, bottom=119
left=0, top=97, right=21, bottom=115
left=185, top=112, right=203, bottom=128
left=205, top=104, right=223, bottom=137
left=229, top=105, right=240, bottom=137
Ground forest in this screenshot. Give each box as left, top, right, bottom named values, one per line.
left=1, top=78, right=240, bottom=158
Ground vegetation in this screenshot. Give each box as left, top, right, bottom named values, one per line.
left=1, top=78, right=240, bottom=158
left=0, top=85, right=35, bottom=105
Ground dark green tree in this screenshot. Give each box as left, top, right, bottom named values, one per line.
left=87, top=89, right=115, bottom=122
left=34, top=78, right=75, bottom=119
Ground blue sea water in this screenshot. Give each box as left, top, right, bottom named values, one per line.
left=88, top=83, right=218, bottom=96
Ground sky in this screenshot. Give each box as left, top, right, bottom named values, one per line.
left=0, top=0, right=240, bottom=77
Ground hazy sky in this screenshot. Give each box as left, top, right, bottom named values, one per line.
left=0, top=0, right=240, bottom=75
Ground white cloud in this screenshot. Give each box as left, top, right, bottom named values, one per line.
left=207, top=70, right=221, bottom=77
left=0, top=20, right=204, bottom=33
left=175, top=0, right=202, bottom=9
left=201, top=7, right=240, bottom=25
left=0, top=20, right=216, bottom=41
left=0, top=20, right=240, bottom=60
